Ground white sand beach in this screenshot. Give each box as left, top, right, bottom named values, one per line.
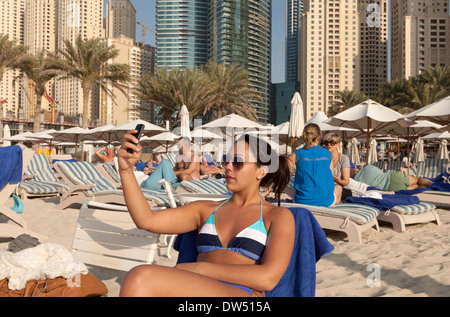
left=1, top=196, right=449, bottom=297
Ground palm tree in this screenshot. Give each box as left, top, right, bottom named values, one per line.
left=135, top=67, right=214, bottom=129
left=200, top=61, right=259, bottom=120
left=50, top=35, right=130, bottom=129
left=327, top=89, right=368, bottom=116
left=15, top=50, right=63, bottom=132
left=375, top=78, right=414, bottom=113
left=419, top=65, right=450, bottom=101
left=0, top=34, right=27, bottom=83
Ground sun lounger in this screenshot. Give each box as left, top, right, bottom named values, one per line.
left=72, top=200, right=160, bottom=272
left=179, top=178, right=230, bottom=195
left=0, top=146, right=47, bottom=241
left=371, top=161, right=385, bottom=171
left=279, top=202, right=380, bottom=243
left=376, top=201, right=441, bottom=232
left=416, top=159, right=449, bottom=179
left=385, top=160, right=402, bottom=173
left=18, top=153, right=69, bottom=200
left=157, top=153, right=177, bottom=168
left=53, top=161, right=174, bottom=209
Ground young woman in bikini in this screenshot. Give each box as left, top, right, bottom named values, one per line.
left=118, top=132, right=294, bottom=297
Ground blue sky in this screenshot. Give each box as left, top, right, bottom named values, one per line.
left=116, top=0, right=286, bottom=83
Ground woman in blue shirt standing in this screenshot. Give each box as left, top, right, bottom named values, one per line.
left=288, top=123, right=342, bottom=207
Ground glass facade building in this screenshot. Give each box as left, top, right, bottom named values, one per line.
left=285, top=0, right=304, bottom=83
left=208, top=0, right=271, bottom=123
left=156, top=0, right=271, bottom=123
left=156, top=0, right=209, bottom=69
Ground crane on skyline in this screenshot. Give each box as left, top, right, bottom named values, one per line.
left=136, top=21, right=156, bottom=45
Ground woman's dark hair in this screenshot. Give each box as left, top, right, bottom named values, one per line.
left=236, top=134, right=291, bottom=206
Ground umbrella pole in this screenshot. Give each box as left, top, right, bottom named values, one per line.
left=366, top=117, right=371, bottom=165
left=407, top=128, right=410, bottom=176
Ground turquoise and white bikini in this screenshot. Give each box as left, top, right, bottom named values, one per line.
left=196, top=198, right=268, bottom=262
left=196, top=197, right=268, bottom=296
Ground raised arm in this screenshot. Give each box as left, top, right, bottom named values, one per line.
left=118, top=130, right=202, bottom=234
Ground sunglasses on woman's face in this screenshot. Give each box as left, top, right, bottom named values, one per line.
left=222, top=154, right=255, bottom=170
left=323, top=140, right=337, bottom=146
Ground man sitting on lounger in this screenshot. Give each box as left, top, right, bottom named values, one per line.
left=140, top=137, right=200, bottom=190
left=353, top=165, right=434, bottom=192
left=174, top=137, right=201, bottom=181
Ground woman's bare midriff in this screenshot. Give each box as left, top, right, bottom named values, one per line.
left=197, top=249, right=259, bottom=266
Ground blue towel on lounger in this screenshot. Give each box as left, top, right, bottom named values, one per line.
left=174, top=206, right=334, bottom=297
left=0, top=145, right=23, bottom=190
left=395, top=173, right=450, bottom=196
left=344, top=194, right=420, bottom=210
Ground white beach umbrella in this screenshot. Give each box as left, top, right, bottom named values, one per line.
left=2, top=124, right=11, bottom=147
left=86, top=124, right=119, bottom=144
left=199, top=114, right=262, bottom=133
left=198, top=114, right=263, bottom=150
left=180, top=105, right=191, bottom=140
left=422, top=131, right=450, bottom=140
left=26, top=129, right=57, bottom=143
left=348, top=137, right=361, bottom=166
left=112, top=119, right=166, bottom=140
left=414, top=137, right=425, bottom=164
left=306, top=112, right=358, bottom=135
left=145, top=131, right=179, bottom=152
left=327, top=99, right=405, bottom=163
left=435, top=139, right=449, bottom=160
left=50, top=127, right=92, bottom=160
left=404, top=95, right=450, bottom=125
left=367, top=138, right=378, bottom=164
left=3, top=131, right=34, bottom=143
left=288, top=92, right=304, bottom=148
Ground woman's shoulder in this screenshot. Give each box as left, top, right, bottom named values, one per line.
left=339, top=153, right=350, bottom=162
left=263, top=202, right=294, bottom=223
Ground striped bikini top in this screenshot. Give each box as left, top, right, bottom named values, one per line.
left=196, top=198, right=268, bottom=262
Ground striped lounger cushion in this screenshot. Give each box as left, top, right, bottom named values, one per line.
left=304, top=203, right=380, bottom=225
left=19, top=180, right=61, bottom=195
left=141, top=188, right=172, bottom=206
left=159, top=153, right=177, bottom=168
left=181, top=179, right=230, bottom=195
left=58, top=161, right=117, bottom=196
left=391, top=202, right=436, bottom=215
left=416, top=159, right=449, bottom=179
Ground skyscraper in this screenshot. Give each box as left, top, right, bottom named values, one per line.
left=106, top=0, right=136, bottom=40
left=0, top=0, right=26, bottom=119
left=285, top=0, right=304, bottom=83
left=54, top=0, right=105, bottom=124
left=300, top=0, right=360, bottom=120
left=391, top=0, right=450, bottom=80
left=359, top=0, right=388, bottom=98
left=156, top=0, right=208, bottom=69
left=156, top=0, right=272, bottom=123
left=22, top=0, right=57, bottom=120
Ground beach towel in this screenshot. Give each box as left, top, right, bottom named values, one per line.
left=174, top=207, right=334, bottom=297
left=0, top=145, right=23, bottom=190
left=395, top=172, right=450, bottom=196
left=344, top=194, right=420, bottom=211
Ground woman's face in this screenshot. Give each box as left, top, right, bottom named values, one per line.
left=323, top=139, right=339, bottom=153
left=223, top=141, right=259, bottom=192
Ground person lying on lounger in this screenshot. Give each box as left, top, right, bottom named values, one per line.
left=353, top=164, right=434, bottom=192
left=117, top=132, right=294, bottom=297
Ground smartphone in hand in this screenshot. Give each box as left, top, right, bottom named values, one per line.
left=127, top=124, right=145, bottom=154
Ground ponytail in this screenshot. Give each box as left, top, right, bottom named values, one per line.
left=303, top=123, right=322, bottom=149
left=260, top=155, right=291, bottom=206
